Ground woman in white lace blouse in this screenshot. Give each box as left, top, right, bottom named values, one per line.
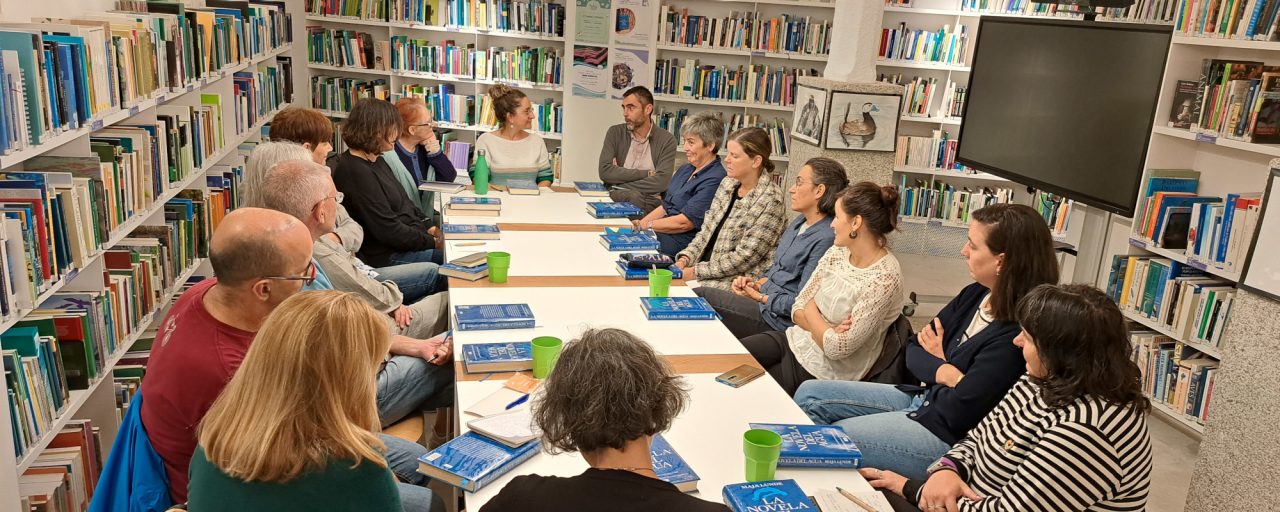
left=738, top=182, right=904, bottom=395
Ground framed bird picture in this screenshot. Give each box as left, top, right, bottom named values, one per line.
left=791, top=85, right=827, bottom=146
left=823, top=91, right=901, bottom=152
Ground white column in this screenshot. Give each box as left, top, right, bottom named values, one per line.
left=823, top=0, right=885, bottom=83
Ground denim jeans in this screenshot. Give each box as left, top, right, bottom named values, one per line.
left=375, top=261, right=447, bottom=305
left=377, top=355, right=456, bottom=427
left=380, top=434, right=445, bottom=512
left=389, top=248, right=444, bottom=266
left=794, top=380, right=950, bottom=481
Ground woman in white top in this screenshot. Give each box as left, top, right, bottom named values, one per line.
left=472, top=85, right=553, bottom=186
left=738, top=182, right=904, bottom=395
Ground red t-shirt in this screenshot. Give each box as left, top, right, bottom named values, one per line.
left=139, top=278, right=255, bottom=503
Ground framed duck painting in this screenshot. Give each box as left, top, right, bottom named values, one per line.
left=824, top=91, right=901, bottom=152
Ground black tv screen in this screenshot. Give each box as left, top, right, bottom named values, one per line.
left=956, top=17, right=1172, bottom=216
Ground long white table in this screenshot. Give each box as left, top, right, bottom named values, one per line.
left=442, top=188, right=633, bottom=228
left=444, top=231, right=657, bottom=278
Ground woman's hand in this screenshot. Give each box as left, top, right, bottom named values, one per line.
left=919, top=318, right=947, bottom=360
left=936, top=364, right=966, bottom=388
left=731, top=276, right=753, bottom=297
left=833, top=314, right=854, bottom=334
left=859, top=468, right=907, bottom=497
left=683, top=264, right=697, bottom=281
left=393, top=305, right=414, bottom=329
left=920, top=469, right=982, bottom=512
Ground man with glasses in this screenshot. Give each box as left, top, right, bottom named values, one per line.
left=598, top=86, right=678, bottom=215
left=391, top=97, right=458, bottom=218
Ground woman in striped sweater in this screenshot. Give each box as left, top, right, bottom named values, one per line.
left=861, top=284, right=1153, bottom=511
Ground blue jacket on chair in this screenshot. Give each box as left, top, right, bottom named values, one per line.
left=88, top=393, right=175, bottom=512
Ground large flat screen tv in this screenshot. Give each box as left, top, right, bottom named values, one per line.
left=955, top=17, right=1172, bottom=217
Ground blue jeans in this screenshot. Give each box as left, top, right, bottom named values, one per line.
left=377, top=355, right=455, bottom=427
left=381, top=434, right=445, bottom=512
left=794, top=380, right=951, bottom=481
left=389, top=249, right=444, bottom=266
left=376, top=261, right=447, bottom=305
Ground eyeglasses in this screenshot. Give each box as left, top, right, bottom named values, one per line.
left=411, top=121, right=436, bottom=129
left=312, top=192, right=344, bottom=211
left=265, top=260, right=318, bottom=286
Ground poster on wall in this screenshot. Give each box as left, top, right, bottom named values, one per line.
left=823, top=91, right=900, bottom=152
left=576, top=0, right=612, bottom=45
left=572, top=45, right=609, bottom=98
left=791, top=85, right=827, bottom=146
left=1241, top=168, right=1280, bottom=301
left=612, top=0, right=652, bottom=47
left=610, top=48, right=650, bottom=99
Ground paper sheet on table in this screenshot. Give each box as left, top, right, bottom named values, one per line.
left=447, top=240, right=507, bottom=259
left=464, top=386, right=524, bottom=418
left=813, top=489, right=894, bottom=512
left=466, top=407, right=539, bottom=446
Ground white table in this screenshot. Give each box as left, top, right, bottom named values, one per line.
left=444, top=231, right=657, bottom=278
left=457, top=373, right=876, bottom=509
left=441, top=189, right=634, bottom=228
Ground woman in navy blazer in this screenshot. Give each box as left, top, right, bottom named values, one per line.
left=793, top=204, right=1059, bottom=481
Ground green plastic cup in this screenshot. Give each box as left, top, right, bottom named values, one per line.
left=531, top=336, right=563, bottom=379
left=648, top=268, right=673, bottom=297
left=743, top=429, right=783, bottom=482
left=486, top=251, right=511, bottom=283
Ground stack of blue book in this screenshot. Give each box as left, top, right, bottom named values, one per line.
left=442, top=224, right=501, bottom=240
left=599, top=231, right=659, bottom=251
left=454, top=304, right=536, bottom=331
left=640, top=297, right=718, bottom=320
left=461, top=341, right=533, bottom=373
left=747, top=423, right=863, bottom=468
left=417, top=432, right=541, bottom=492
left=586, top=201, right=643, bottom=218
left=616, top=261, right=683, bottom=280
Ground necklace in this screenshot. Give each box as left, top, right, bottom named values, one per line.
left=598, top=466, right=655, bottom=474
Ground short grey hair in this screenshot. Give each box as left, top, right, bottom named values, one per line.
left=259, top=160, right=333, bottom=221
left=679, top=111, right=725, bottom=153
left=244, top=142, right=314, bottom=208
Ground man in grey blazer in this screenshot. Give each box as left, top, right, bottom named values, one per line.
left=598, top=86, right=678, bottom=214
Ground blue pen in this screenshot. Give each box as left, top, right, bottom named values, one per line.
left=428, top=330, right=453, bottom=364
left=505, top=394, right=530, bottom=410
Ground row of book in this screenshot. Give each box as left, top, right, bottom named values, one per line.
left=658, top=7, right=832, bottom=56
left=312, top=75, right=392, bottom=113
left=887, top=0, right=1165, bottom=22
left=1168, top=59, right=1280, bottom=144
left=894, top=132, right=960, bottom=171
left=653, top=107, right=791, bottom=158
left=881, top=74, right=966, bottom=120
left=653, top=59, right=820, bottom=108
left=397, top=83, right=563, bottom=133
left=1131, top=332, right=1215, bottom=425
left=879, top=23, right=969, bottom=67
left=390, top=36, right=562, bottom=85
left=232, top=62, right=293, bottom=135
left=1108, top=255, right=1236, bottom=349
left=15, top=419, right=103, bottom=511
left=1172, top=0, right=1280, bottom=40
left=897, top=176, right=1016, bottom=224
left=307, top=0, right=567, bottom=37
left=306, top=0, right=390, bottom=19
left=1133, top=169, right=1260, bottom=276
left=1032, top=191, right=1073, bottom=239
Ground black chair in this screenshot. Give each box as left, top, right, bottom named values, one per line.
left=862, top=314, right=915, bottom=385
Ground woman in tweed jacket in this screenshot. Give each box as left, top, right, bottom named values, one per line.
left=675, top=128, right=786, bottom=291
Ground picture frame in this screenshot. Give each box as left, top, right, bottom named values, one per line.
left=1240, top=167, right=1280, bottom=301
left=823, top=91, right=901, bottom=152
left=790, top=84, right=827, bottom=146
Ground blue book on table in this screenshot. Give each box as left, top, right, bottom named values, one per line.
left=574, top=181, right=610, bottom=196
left=586, top=201, right=642, bottom=218
left=747, top=423, right=863, bottom=468
left=448, top=196, right=503, bottom=209
left=599, top=232, right=659, bottom=251
left=651, top=434, right=700, bottom=493
left=616, top=261, right=682, bottom=280
left=461, top=341, right=533, bottom=373
left=505, top=179, right=540, bottom=195
left=442, top=224, right=501, bottom=240
left=722, top=479, right=817, bottom=512
left=455, top=304, right=536, bottom=331
left=417, top=431, right=541, bottom=492
left=640, top=297, right=717, bottom=320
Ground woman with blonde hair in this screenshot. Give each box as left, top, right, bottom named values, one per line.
left=186, top=291, right=443, bottom=512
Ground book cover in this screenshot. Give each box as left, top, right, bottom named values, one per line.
left=448, top=196, right=503, bottom=210
left=599, top=232, right=659, bottom=251
left=417, top=431, right=541, bottom=492
left=586, top=201, right=643, bottom=218
left=640, top=297, right=717, bottom=320
left=442, top=223, right=501, bottom=240
left=574, top=181, right=610, bottom=197
left=461, top=341, right=533, bottom=373
left=1170, top=80, right=1199, bottom=129
left=747, top=423, right=863, bottom=468
left=650, top=434, right=699, bottom=493
left=455, top=303, right=536, bottom=331
left=722, top=479, right=817, bottom=512
left=440, top=263, right=489, bottom=281
left=616, top=260, right=683, bottom=280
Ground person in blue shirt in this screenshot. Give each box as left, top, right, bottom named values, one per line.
left=390, top=97, right=458, bottom=218
left=695, top=157, right=849, bottom=339
left=632, top=111, right=727, bottom=256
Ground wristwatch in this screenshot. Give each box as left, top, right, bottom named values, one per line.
left=926, top=457, right=959, bottom=476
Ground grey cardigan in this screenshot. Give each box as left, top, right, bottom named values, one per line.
left=677, top=175, right=786, bottom=291
left=597, top=123, right=678, bottom=196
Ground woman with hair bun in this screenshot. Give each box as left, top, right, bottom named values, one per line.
left=472, top=85, right=554, bottom=186
left=738, top=182, right=904, bottom=395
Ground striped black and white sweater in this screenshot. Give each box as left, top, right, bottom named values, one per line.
left=909, top=375, right=1153, bottom=511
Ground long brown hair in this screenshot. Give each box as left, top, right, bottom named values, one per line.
left=197, top=291, right=390, bottom=483
left=970, top=203, right=1059, bottom=321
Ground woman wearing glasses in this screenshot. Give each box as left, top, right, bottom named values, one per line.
left=390, top=97, right=457, bottom=215
left=472, top=85, right=554, bottom=187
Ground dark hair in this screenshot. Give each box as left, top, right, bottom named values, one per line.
left=970, top=203, right=1059, bottom=321
left=838, top=181, right=900, bottom=246
left=269, top=107, right=334, bottom=149
left=804, top=157, right=850, bottom=217
left=622, top=86, right=654, bottom=106
left=340, top=98, right=401, bottom=153
left=1016, top=284, right=1150, bottom=411
left=488, top=84, right=528, bottom=128
left=533, top=328, right=688, bottom=454
left=726, top=127, right=775, bottom=174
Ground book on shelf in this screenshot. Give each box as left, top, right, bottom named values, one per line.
left=310, top=74, right=391, bottom=113
left=747, top=423, right=863, bottom=468
left=722, top=479, right=817, bottom=512
left=1108, top=255, right=1236, bottom=349
left=1171, top=0, right=1280, bottom=40
left=958, top=0, right=1078, bottom=17
left=306, top=0, right=388, bottom=20
left=1174, top=59, right=1280, bottom=143
left=20, top=419, right=105, bottom=510
left=574, top=181, right=609, bottom=197
left=442, top=223, right=501, bottom=240
left=616, top=260, right=683, bottom=280
left=1131, top=331, right=1215, bottom=425
left=307, top=26, right=380, bottom=69
left=658, top=7, right=832, bottom=56
left=879, top=22, right=968, bottom=66
left=897, top=175, right=1015, bottom=225
left=461, top=341, right=532, bottom=373
left=438, top=0, right=566, bottom=36
left=586, top=201, right=642, bottom=219
left=640, top=296, right=718, bottom=320
left=1170, top=80, right=1198, bottom=130
left=418, top=431, right=541, bottom=491
left=650, top=434, right=699, bottom=493
left=894, top=131, right=959, bottom=171
left=881, top=74, right=966, bottom=120
left=1033, top=191, right=1074, bottom=239
left=504, top=179, right=540, bottom=195
left=653, top=58, right=819, bottom=109
left=454, top=303, right=536, bottom=330
left=599, top=231, right=659, bottom=251
left=440, top=262, right=490, bottom=281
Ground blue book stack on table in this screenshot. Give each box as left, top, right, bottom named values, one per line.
left=640, top=297, right=718, bottom=320
left=443, top=223, right=501, bottom=240
left=616, top=261, right=683, bottom=280
left=440, top=262, right=490, bottom=281
left=448, top=196, right=503, bottom=209
left=722, top=479, right=817, bottom=512
left=461, top=341, right=533, bottom=373
left=574, top=181, right=610, bottom=197
left=600, top=231, right=659, bottom=251
left=650, top=434, right=700, bottom=493
left=455, top=304, right=536, bottom=331
left=417, top=432, right=541, bottom=492
left=747, top=423, right=863, bottom=468
left=586, top=201, right=643, bottom=218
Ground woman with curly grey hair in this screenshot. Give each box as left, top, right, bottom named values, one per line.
left=480, top=328, right=728, bottom=512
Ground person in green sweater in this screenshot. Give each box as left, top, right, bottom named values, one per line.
left=187, top=291, right=429, bottom=511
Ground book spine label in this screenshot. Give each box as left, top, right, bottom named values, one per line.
left=458, top=319, right=536, bottom=331
left=648, top=312, right=717, bottom=320
left=777, top=456, right=860, bottom=468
